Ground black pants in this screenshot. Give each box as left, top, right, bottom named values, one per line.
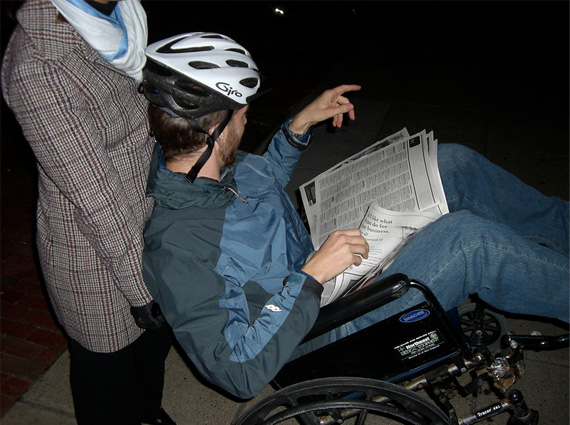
left=69, top=327, right=172, bottom=425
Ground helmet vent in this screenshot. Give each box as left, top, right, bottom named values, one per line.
left=226, top=60, right=248, bottom=68
left=240, top=78, right=259, bottom=89
left=175, top=80, right=210, bottom=98
left=173, top=98, right=198, bottom=111
left=181, top=46, right=214, bottom=53
left=156, top=38, right=214, bottom=54
left=145, top=59, right=172, bottom=76
left=143, top=81, right=160, bottom=94
left=188, top=61, right=220, bottom=70
left=226, top=48, right=247, bottom=55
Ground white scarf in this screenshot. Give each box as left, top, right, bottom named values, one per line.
left=50, top=0, right=147, bottom=82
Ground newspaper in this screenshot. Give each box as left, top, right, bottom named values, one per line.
left=299, top=128, right=449, bottom=306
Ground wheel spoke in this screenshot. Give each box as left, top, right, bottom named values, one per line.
left=234, top=377, right=450, bottom=425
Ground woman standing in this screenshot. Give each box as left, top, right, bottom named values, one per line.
left=1, top=1, right=174, bottom=424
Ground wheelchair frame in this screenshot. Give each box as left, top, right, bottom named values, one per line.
left=234, top=273, right=569, bottom=425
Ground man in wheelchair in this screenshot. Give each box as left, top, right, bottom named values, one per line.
left=140, top=32, right=569, bottom=419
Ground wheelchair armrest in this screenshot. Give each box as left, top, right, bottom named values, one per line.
left=302, top=273, right=410, bottom=343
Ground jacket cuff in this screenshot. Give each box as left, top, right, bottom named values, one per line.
left=285, top=270, right=324, bottom=298
left=297, top=270, right=323, bottom=297
left=281, top=118, right=312, bottom=151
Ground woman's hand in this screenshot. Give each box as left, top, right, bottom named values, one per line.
left=288, top=84, right=362, bottom=136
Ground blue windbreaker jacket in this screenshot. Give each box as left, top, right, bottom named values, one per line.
left=143, top=125, right=323, bottom=399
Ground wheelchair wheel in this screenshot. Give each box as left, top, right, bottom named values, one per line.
left=234, top=377, right=451, bottom=425
left=458, top=303, right=507, bottom=353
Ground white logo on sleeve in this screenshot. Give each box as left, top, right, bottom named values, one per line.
left=265, top=304, right=282, bottom=312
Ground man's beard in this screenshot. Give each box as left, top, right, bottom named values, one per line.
left=219, top=125, right=240, bottom=166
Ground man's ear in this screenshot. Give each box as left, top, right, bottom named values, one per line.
left=207, top=124, right=217, bottom=138
left=210, top=124, right=227, bottom=146
left=211, top=132, right=224, bottom=154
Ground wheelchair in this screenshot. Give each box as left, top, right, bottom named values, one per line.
left=233, top=273, right=569, bottom=425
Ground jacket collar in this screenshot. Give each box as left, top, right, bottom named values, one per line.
left=146, top=143, right=240, bottom=210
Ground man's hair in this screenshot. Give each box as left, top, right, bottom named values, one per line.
left=148, top=105, right=229, bottom=162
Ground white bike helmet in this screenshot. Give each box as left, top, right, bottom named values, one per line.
left=142, top=32, right=261, bottom=119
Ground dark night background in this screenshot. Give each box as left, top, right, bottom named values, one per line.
left=1, top=1, right=569, bottom=167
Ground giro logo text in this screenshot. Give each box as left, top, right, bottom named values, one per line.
left=216, top=82, right=242, bottom=97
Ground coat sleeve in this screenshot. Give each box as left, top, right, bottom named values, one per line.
left=143, top=221, right=322, bottom=399
left=262, top=121, right=311, bottom=187
left=1, top=54, right=153, bottom=306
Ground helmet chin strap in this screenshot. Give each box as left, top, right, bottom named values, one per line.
left=184, top=110, right=233, bottom=183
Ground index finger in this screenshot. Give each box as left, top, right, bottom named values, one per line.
left=329, top=84, right=362, bottom=97
left=335, top=228, right=363, bottom=237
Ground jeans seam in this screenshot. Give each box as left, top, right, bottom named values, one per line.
left=426, top=240, right=568, bottom=294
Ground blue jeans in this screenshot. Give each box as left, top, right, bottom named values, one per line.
left=296, top=143, right=569, bottom=356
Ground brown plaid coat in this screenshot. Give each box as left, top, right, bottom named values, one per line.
left=2, top=0, right=155, bottom=352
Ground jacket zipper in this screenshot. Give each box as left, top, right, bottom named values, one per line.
left=222, top=186, right=248, bottom=204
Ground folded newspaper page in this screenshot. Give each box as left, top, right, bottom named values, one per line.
left=299, top=128, right=449, bottom=306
